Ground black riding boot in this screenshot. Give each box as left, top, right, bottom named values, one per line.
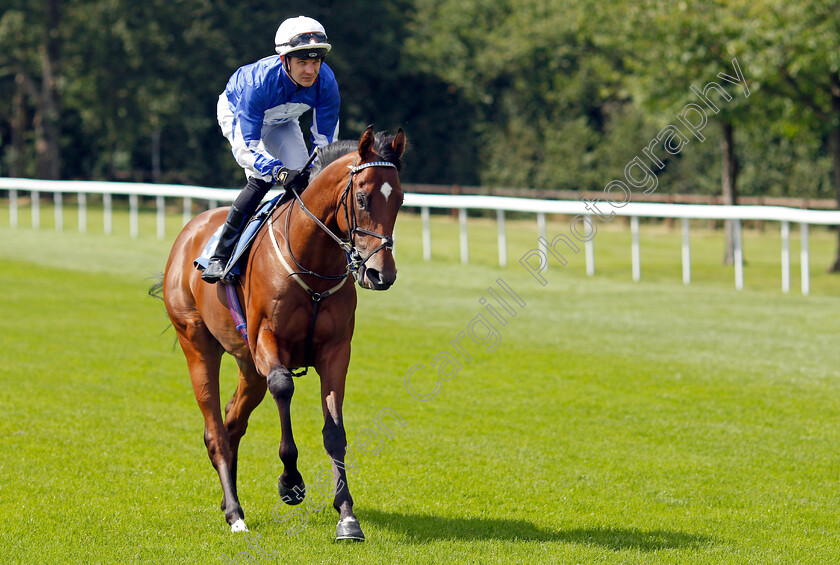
left=201, top=177, right=273, bottom=284
left=201, top=205, right=249, bottom=284
left=201, top=177, right=274, bottom=284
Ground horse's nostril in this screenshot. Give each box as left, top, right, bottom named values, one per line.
left=367, top=269, right=382, bottom=284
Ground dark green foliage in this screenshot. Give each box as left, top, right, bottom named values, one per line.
left=0, top=0, right=837, bottom=200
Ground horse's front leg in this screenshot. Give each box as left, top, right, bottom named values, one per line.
left=266, top=364, right=307, bottom=504
left=256, top=332, right=306, bottom=505
left=317, top=341, right=364, bottom=541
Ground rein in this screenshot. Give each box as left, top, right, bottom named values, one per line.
left=268, top=159, right=397, bottom=376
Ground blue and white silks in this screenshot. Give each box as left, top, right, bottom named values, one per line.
left=217, top=56, right=340, bottom=181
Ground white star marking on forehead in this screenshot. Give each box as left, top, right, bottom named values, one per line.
left=380, top=182, right=394, bottom=202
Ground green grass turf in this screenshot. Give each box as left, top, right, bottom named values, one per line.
left=1, top=204, right=840, bottom=564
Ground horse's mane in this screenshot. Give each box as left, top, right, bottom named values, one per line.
left=310, top=132, right=403, bottom=179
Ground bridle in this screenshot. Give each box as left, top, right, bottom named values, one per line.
left=338, top=159, right=398, bottom=275
left=275, top=158, right=397, bottom=292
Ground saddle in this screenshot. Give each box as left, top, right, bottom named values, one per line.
left=194, top=190, right=294, bottom=277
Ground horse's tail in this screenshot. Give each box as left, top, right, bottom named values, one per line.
left=148, top=273, right=165, bottom=301
left=148, top=273, right=175, bottom=342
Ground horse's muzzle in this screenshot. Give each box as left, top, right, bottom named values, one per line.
left=358, top=266, right=396, bottom=290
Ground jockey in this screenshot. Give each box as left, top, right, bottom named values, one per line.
left=202, top=15, right=340, bottom=284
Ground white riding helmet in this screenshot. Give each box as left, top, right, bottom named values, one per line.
left=274, top=16, right=331, bottom=59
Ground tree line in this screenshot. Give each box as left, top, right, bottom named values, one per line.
left=2, top=0, right=839, bottom=267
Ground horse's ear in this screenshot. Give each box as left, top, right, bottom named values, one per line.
left=358, top=125, right=375, bottom=160
left=391, top=128, right=406, bottom=159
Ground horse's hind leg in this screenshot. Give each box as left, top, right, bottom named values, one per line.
left=175, top=328, right=247, bottom=531
left=222, top=359, right=268, bottom=510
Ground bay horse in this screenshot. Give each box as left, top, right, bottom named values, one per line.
left=161, top=126, right=406, bottom=540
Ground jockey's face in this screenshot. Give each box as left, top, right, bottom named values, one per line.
left=286, top=56, right=322, bottom=87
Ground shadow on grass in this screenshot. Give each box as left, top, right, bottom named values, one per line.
left=363, top=509, right=714, bottom=551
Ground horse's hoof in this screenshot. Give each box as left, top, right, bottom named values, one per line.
left=278, top=477, right=306, bottom=505
left=335, top=517, right=365, bottom=541
left=230, top=519, right=249, bottom=532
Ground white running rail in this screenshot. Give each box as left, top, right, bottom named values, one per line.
left=3, top=177, right=839, bottom=295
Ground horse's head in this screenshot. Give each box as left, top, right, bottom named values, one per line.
left=338, top=126, right=406, bottom=291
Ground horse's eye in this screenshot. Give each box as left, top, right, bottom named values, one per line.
left=355, top=192, right=367, bottom=210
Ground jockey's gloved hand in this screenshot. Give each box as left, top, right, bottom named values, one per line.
left=272, top=166, right=310, bottom=192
